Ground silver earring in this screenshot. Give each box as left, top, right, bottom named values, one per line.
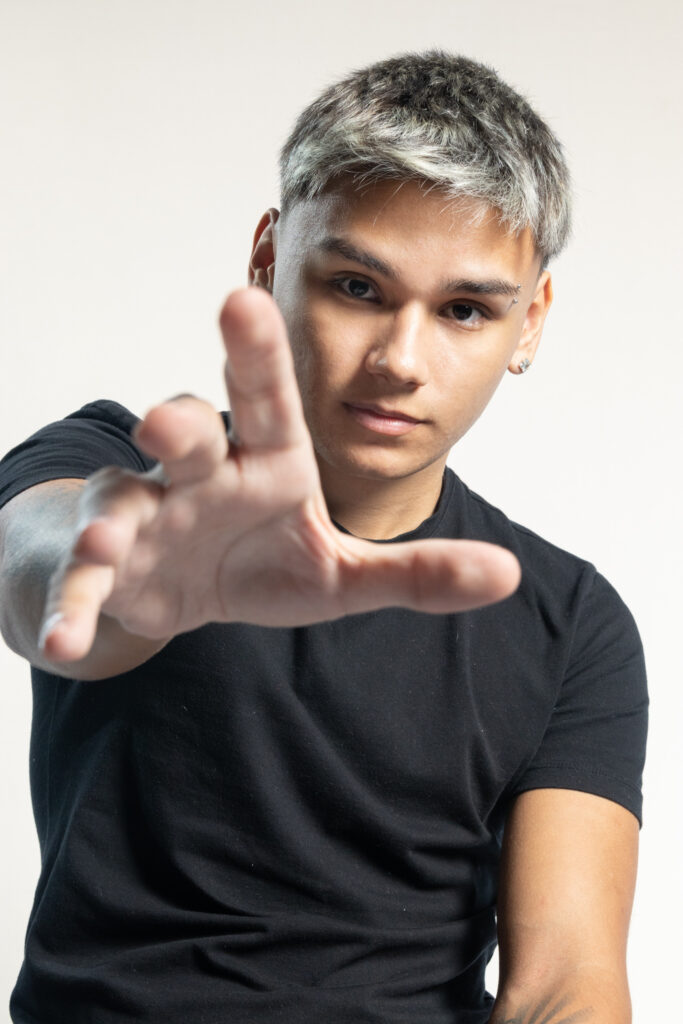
left=518, top=358, right=531, bottom=374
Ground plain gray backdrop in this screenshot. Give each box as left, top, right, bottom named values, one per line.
left=1, top=1, right=681, bottom=1019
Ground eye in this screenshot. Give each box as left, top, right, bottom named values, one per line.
left=334, top=277, right=380, bottom=302
left=443, top=302, right=487, bottom=327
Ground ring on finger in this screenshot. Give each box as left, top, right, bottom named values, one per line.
left=145, top=463, right=171, bottom=487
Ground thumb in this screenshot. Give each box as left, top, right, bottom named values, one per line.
left=337, top=536, right=521, bottom=616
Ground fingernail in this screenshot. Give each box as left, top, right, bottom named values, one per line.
left=38, top=612, right=65, bottom=650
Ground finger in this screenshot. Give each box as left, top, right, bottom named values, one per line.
left=339, top=537, right=521, bottom=616
left=134, top=395, right=228, bottom=485
left=72, top=511, right=143, bottom=567
left=218, top=287, right=310, bottom=450
left=38, top=469, right=163, bottom=660
left=75, top=465, right=164, bottom=559
left=40, top=561, right=116, bottom=662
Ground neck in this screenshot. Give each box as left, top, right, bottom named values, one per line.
left=319, top=458, right=447, bottom=540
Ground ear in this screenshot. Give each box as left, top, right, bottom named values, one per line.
left=507, top=271, right=553, bottom=375
left=248, top=208, right=280, bottom=290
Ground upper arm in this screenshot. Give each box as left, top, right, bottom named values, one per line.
left=493, top=787, right=639, bottom=1022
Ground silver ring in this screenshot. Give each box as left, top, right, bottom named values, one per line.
left=146, top=462, right=170, bottom=486
left=227, top=420, right=241, bottom=447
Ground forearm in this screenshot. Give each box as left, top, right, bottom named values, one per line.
left=489, top=967, right=630, bottom=1024
left=0, top=480, right=168, bottom=680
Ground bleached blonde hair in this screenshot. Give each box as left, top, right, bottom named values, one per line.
left=280, top=51, right=571, bottom=266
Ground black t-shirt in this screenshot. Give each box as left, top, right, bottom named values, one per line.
left=0, top=401, right=648, bottom=1024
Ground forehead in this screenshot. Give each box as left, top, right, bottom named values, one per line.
left=278, top=179, right=540, bottom=281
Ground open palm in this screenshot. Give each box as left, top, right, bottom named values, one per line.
left=42, top=287, right=520, bottom=662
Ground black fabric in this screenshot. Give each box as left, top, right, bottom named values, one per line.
left=0, top=402, right=648, bottom=1024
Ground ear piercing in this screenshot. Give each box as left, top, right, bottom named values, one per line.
left=518, top=358, right=531, bottom=374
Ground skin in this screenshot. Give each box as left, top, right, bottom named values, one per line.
left=252, top=180, right=552, bottom=538
left=252, top=183, right=639, bottom=1021
left=0, top=180, right=547, bottom=675
left=489, top=789, right=638, bottom=1022
left=0, top=178, right=638, bottom=1019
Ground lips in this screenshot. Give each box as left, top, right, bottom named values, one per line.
left=343, top=402, right=424, bottom=436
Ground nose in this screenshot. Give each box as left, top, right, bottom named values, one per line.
left=364, top=304, right=428, bottom=388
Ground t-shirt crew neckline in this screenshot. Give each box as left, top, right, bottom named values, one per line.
left=332, top=468, right=455, bottom=544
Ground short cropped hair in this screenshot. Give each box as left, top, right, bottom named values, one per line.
left=280, top=51, right=571, bottom=266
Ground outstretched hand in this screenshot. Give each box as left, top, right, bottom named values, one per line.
left=41, top=287, right=520, bottom=664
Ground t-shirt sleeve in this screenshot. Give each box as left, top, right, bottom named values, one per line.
left=510, top=568, right=648, bottom=824
left=0, top=400, right=156, bottom=510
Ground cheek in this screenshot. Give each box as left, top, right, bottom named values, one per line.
left=272, top=273, right=322, bottom=389
left=439, top=324, right=518, bottom=381
left=283, top=313, right=338, bottom=416
left=430, top=332, right=515, bottom=421
left=295, top=308, right=358, bottom=385
left=275, top=298, right=315, bottom=390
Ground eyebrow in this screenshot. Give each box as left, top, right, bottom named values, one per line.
left=316, top=236, right=520, bottom=297
left=440, top=277, right=520, bottom=297
left=317, top=237, right=397, bottom=279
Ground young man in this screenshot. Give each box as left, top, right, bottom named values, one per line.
left=0, top=52, right=647, bottom=1023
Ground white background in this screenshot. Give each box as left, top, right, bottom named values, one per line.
left=1, top=1, right=681, bottom=1019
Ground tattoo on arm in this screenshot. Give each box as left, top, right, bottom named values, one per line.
left=495, top=993, right=594, bottom=1024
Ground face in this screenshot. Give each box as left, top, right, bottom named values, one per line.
left=250, top=179, right=551, bottom=490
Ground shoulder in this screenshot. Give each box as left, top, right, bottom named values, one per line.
left=0, top=399, right=151, bottom=511
left=1, top=398, right=144, bottom=453
left=65, top=398, right=143, bottom=433
left=447, top=473, right=649, bottom=824
left=446, top=469, right=592, bottom=592
left=0, top=400, right=233, bottom=512
left=446, top=469, right=644, bottom=668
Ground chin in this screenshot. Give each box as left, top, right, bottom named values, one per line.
left=315, top=438, right=445, bottom=483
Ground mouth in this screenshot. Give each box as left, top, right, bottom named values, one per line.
left=343, top=402, right=424, bottom=437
